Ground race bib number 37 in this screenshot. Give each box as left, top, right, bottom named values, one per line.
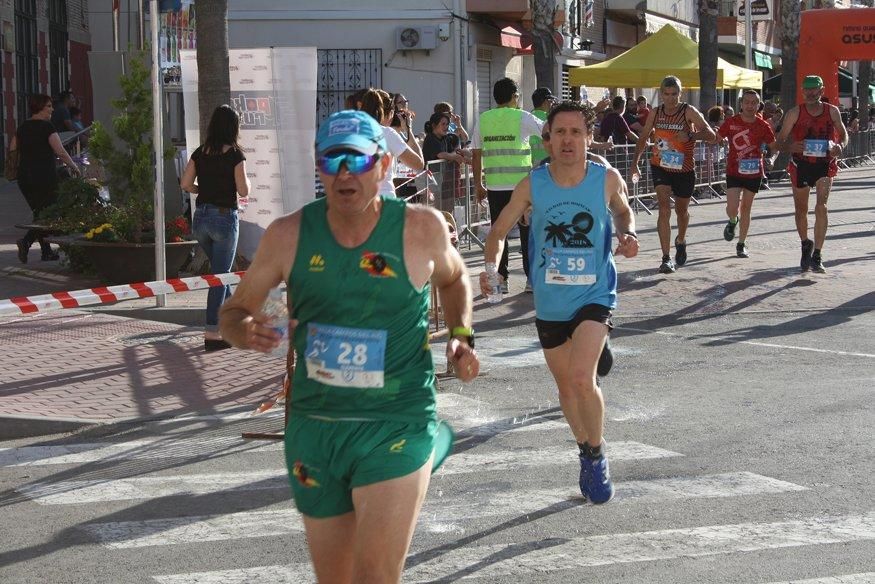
left=305, top=323, right=387, bottom=389
left=545, top=248, right=597, bottom=286
left=803, top=139, right=829, bottom=158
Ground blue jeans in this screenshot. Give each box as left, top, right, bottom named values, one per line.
left=192, top=204, right=239, bottom=332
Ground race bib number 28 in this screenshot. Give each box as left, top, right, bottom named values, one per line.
left=305, top=323, right=387, bottom=389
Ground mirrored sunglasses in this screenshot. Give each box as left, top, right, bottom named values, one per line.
left=317, top=151, right=381, bottom=176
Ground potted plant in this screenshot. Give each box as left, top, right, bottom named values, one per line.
left=41, top=56, right=195, bottom=285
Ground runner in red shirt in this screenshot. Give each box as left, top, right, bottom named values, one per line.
left=715, top=89, right=778, bottom=258
left=776, top=75, right=848, bottom=273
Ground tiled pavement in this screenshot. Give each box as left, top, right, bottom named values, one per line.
left=1, top=167, right=873, bottom=438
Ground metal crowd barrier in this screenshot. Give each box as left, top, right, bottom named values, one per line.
left=838, top=129, right=875, bottom=169
left=599, top=143, right=726, bottom=215
left=395, top=159, right=490, bottom=251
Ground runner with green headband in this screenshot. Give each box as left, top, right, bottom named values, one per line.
left=776, top=74, right=848, bottom=273
left=220, top=109, right=479, bottom=584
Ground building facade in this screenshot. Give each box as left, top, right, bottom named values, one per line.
left=1, top=0, right=91, bottom=158
left=225, top=1, right=607, bottom=130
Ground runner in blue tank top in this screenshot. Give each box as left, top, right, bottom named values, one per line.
left=480, top=101, right=639, bottom=504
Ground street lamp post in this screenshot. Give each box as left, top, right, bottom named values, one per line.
left=745, top=0, right=753, bottom=69
left=150, top=0, right=167, bottom=307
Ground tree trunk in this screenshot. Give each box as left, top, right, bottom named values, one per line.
left=194, top=0, right=230, bottom=142
left=698, top=0, right=719, bottom=110
left=531, top=0, right=558, bottom=94
left=859, top=63, right=871, bottom=129
left=779, top=0, right=801, bottom=112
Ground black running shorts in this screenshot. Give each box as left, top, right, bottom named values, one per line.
left=536, top=304, right=614, bottom=350
left=789, top=159, right=835, bottom=189
left=650, top=166, right=696, bottom=198
left=725, top=176, right=762, bottom=193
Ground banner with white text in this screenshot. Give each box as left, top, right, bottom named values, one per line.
left=181, top=48, right=317, bottom=260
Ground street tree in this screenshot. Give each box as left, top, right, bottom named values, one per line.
left=194, top=0, right=230, bottom=140
left=698, top=0, right=719, bottom=110
left=779, top=0, right=802, bottom=113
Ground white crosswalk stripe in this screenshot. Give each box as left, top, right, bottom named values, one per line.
left=0, top=436, right=282, bottom=467
left=149, top=514, right=875, bottom=583
left=401, top=512, right=875, bottom=580
left=82, top=472, right=805, bottom=549
left=16, top=441, right=678, bottom=504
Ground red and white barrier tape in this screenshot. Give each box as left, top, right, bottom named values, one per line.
left=0, top=271, right=246, bottom=317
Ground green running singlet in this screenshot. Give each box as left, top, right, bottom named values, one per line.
left=288, top=196, right=436, bottom=423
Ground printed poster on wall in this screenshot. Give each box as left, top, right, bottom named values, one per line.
left=181, top=48, right=317, bottom=260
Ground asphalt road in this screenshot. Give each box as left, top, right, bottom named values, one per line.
left=1, top=167, right=874, bottom=582
left=1, top=309, right=873, bottom=583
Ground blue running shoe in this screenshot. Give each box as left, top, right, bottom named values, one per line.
left=579, top=451, right=615, bottom=504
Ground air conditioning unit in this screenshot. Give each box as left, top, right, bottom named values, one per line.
left=396, top=26, right=439, bottom=51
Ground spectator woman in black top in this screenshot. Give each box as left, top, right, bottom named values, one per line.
left=10, top=94, right=81, bottom=263
left=422, top=111, right=466, bottom=211
left=180, top=105, right=250, bottom=352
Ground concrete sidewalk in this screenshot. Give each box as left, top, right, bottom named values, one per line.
left=1, top=168, right=873, bottom=438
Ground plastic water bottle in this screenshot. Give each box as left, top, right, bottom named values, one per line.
left=485, top=263, right=502, bottom=304
left=262, top=287, right=289, bottom=358
left=448, top=122, right=457, bottom=133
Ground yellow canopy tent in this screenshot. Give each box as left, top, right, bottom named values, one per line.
left=569, top=25, right=762, bottom=89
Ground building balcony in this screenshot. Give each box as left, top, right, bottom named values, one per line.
left=466, top=0, right=529, bottom=20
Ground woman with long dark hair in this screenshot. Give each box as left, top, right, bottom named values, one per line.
left=180, top=105, right=250, bottom=352
left=10, top=94, right=81, bottom=263
left=359, top=88, right=423, bottom=196
left=422, top=111, right=466, bottom=211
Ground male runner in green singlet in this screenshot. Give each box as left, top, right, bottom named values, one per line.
left=220, top=110, right=480, bottom=583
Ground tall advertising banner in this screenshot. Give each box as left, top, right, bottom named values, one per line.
left=180, top=48, right=317, bottom=260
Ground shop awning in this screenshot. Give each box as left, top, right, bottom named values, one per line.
left=499, top=23, right=533, bottom=53
left=569, top=24, right=762, bottom=89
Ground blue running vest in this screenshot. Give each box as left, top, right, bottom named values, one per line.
left=529, top=162, right=617, bottom=321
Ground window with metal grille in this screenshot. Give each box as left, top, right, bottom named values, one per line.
left=316, top=49, right=382, bottom=124
left=562, top=65, right=572, bottom=101
left=476, top=60, right=492, bottom=114
left=48, top=0, right=69, bottom=99
left=15, top=0, right=38, bottom=124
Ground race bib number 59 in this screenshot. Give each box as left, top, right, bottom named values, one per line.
left=545, top=248, right=597, bottom=286
left=305, top=323, right=387, bottom=389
